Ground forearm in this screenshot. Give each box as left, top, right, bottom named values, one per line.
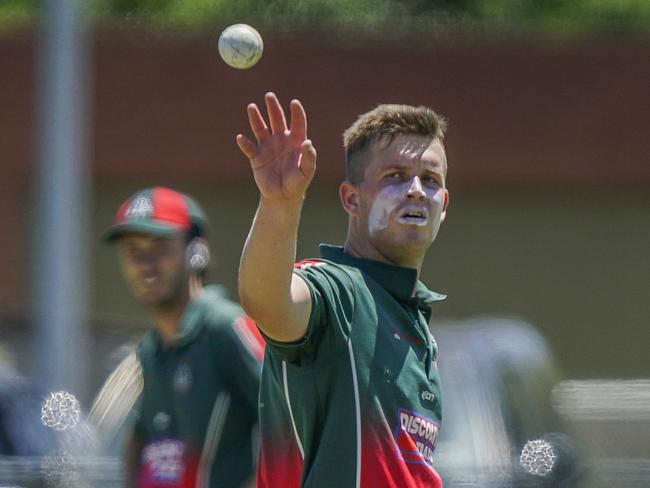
left=239, top=196, right=309, bottom=341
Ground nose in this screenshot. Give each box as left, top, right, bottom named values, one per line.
left=133, top=253, right=157, bottom=271
left=406, top=176, right=426, bottom=199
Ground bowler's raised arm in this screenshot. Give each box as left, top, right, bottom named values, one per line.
left=236, top=92, right=317, bottom=342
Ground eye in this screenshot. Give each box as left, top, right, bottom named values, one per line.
left=123, top=245, right=137, bottom=256
left=385, top=171, right=403, bottom=180
left=422, top=174, right=440, bottom=186
left=123, top=246, right=142, bottom=261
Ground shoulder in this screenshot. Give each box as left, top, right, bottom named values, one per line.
left=135, top=333, right=157, bottom=374
left=198, top=287, right=265, bottom=360
left=198, top=286, right=244, bottom=331
left=136, top=331, right=155, bottom=359
left=293, top=258, right=363, bottom=287
left=293, top=258, right=366, bottom=317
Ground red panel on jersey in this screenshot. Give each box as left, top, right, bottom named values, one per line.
left=257, top=437, right=303, bottom=488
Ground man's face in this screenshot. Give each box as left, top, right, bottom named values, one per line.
left=118, top=233, right=189, bottom=308
left=347, top=134, right=449, bottom=267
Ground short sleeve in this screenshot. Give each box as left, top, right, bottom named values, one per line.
left=263, top=260, right=357, bottom=364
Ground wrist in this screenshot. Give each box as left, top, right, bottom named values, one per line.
left=258, top=194, right=305, bottom=214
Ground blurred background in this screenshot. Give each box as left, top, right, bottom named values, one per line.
left=0, top=0, right=648, bottom=486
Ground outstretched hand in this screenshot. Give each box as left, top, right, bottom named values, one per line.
left=237, top=92, right=317, bottom=202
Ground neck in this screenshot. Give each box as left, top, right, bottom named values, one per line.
left=343, top=235, right=423, bottom=276
left=342, top=238, right=422, bottom=298
left=153, top=305, right=187, bottom=345
left=153, top=276, right=203, bottom=345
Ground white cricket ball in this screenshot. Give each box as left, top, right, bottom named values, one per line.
left=218, top=23, right=263, bottom=70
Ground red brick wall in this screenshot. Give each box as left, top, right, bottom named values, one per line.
left=89, top=31, right=649, bottom=186
left=1, top=29, right=648, bottom=308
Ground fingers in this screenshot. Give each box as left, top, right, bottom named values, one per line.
left=239, top=93, right=310, bottom=167
left=299, top=139, right=317, bottom=177
left=247, top=103, right=269, bottom=143
left=236, top=134, right=258, bottom=160
left=265, top=92, right=288, bottom=135
left=289, top=99, right=307, bottom=140
left=251, top=93, right=306, bottom=139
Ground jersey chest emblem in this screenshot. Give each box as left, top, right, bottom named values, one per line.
left=153, top=411, right=171, bottom=432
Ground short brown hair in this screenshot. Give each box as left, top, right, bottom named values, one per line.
left=343, top=104, right=447, bottom=184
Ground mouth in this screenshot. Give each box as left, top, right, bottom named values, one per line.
left=140, top=276, right=160, bottom=288
left=399, top=209, right=429, bottom=225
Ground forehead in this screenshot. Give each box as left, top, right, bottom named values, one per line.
left=367, top=134, right=446, bottom=172
left=119, top=232, right=182, bottom=248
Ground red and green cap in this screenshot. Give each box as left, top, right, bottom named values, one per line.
left=103, top=187, right=208, bottom=242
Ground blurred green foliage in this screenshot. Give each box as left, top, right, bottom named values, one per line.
left=0, top=0, right=35, bottom=31
left=2, top=0, right=650, bottom=34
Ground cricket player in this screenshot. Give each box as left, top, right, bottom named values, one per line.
left=104, top=187, right=264, bottom=488
left=237, top=93, right=449, bottom=487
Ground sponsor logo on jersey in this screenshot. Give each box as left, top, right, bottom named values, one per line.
left=394, top=408, right=440, bottom=467
left=142, top=439, right=185, bottom=482
left=420, top=389, right=436, bottom=402
left=126, top=195, right=154, bottom=219
left=173, top=362, right=192, bottom=394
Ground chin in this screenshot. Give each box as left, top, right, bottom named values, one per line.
left=138, top=296, right=160, bottom=307
left=135, top=289, right=164, bottom=306
left=397, top=228, right=435, bottom=249
left=373, top=241, right=426, bottom=268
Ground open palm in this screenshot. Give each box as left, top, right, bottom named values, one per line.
left=237, top=93, right=317, bottom=201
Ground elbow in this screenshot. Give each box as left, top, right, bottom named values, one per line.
left=238, top=274, right=310, bottom=342
left=237, top=296, right=304, bottom=343
left=238, top=285, right=278, bottom=326
left=238, top=289, right=262, bottom=322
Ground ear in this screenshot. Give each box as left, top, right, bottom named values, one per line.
left=186, top=237, right=210, bottom=272
left=440, top=189, right=450, bottom=223
left=339, top=181, right=360, bottom=217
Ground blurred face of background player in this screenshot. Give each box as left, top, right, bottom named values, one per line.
left=341, top=134, right=449, bottom=269
left=118, top=232, right=190, bottom=310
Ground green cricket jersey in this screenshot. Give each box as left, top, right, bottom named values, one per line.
left=257, top=245, right=446, bottom=488
left=133, top=285, right=265, bottom=488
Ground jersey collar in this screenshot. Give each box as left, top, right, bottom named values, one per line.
left=145, top=284, right=226, bottom=352
left=319, top=244, right=446, bottom=305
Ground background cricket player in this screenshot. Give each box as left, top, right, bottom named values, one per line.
left=104, top=187, right=264, bottom=488
left=237, top=93, right=449, bottom=487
